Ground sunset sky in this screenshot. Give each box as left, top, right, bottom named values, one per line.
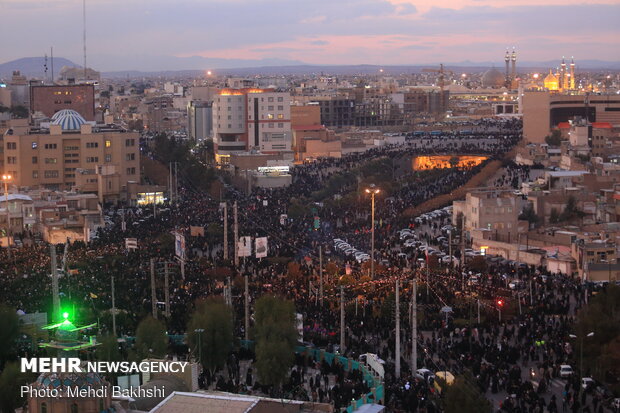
left=1, top=0, right=618, bottom=71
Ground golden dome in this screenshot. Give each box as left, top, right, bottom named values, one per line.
left=544, top=70, right=559, bottom=91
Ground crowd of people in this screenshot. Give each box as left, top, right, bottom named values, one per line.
left=3, top=118, right=615, bottom=411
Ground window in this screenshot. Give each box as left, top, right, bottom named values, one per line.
left=125, top=139, right=135, bottom=147
left=105, top=140, right=111, bottom=148
left=32, top=171, right=38, bottom=179
left=32, top=156, right=38, bottom=164
left=267, top=114, right=274, bottom=120
left=277, top=97, right=283, bottom=102
left=278, top=123, right=284, bottom=128
left=126, top=167, right=136, bottom=175
left=125, top=153, right=135, bottom=161
left=268, top=123, right=274, bottom=128
left=64, top=159, right=79, bottom=164
left=86, top=157, right=99, bottom=163
left=41, top=402, right=47, bottom=413
left=71, top=403, right=78, bottom=413
left=268, top=105, right=274, bottom=110
left=44, top=170, right=59, bottom=178
left=105, top=154, right=112, bottom=162
left=278, top=105, right=284, bottom=110
left=32, top=142, right=38, bottom=149
left=277, top=114, right=284, bottom=119
left=44, top=158, right=57, bottom=164
left=6, top=142, right=16, bottom=150
left=268, top=97, right=274, bottom=102
left=7, top=156, right=17, bottom=164
left=86, top=142, right=98, bottom=148
left=64, top=145, right=78, bottom=151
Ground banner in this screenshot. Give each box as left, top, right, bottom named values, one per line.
left=190, top=226, right=204, bottom=237
left=125, top=238, right=138, bottom=250
left=175, top=233, right=186, bottom=260
left=238, top=236, right=252, bottom=257
left=255, top=237, right=268, bottom=258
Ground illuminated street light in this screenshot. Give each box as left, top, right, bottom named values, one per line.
left=365, top=184, right=380, bottom=278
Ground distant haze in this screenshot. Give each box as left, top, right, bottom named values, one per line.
left=2, top=0, right=618, bottom=72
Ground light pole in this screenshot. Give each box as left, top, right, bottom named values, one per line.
left=194, top=328, right=204, bottom=365
left=569, top=332, right=594, bottom=382
left=365, top=184, right=380, bottom=279
left=1, top=174, right=12, bottom=256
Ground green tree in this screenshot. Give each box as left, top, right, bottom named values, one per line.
left=0, top=362, right=32, bottom=413
left=187, top=297, right=233, bottom=374
left=134, top=316, right=168, bottom=359
left=253, top=296, right=297, bottom=389
left=545, top=129, right=562, bottom=146
left=519, top=204, right=540, bottom=227
left=560, top=195, right=585, bottom=222
left=443, top=372, right=492, bottom=413
left=96, top=334, right=122, bottom=362
left=9, top=105, right=28, bottom=119
left=0, top=305, right=19, bottom=366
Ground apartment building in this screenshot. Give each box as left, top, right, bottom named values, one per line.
left=3, top=110, right=139, bottom=202
left=213, top=88, right=292, bottom=164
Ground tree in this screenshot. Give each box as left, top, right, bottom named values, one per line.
left=9, top=105, right=28, bottom=119
left=253, top=296, right=297, bottom=389
left=467, top=256, right=487, bottom=273
left=544, top=129, right=562, bottom=146
left=518, top=204, right=540, bottom=227
left=187, top=297, right=233, bottom=374
left=0, top=305, right=19, bottom=366
left=443, top=372, right=492, bottom=413
left=96, top=334, right=122, bottom=363
left=0, top=362, right=32, bottom=413
left=560, top=195, right=585, bottom=222
left=134, top=316, right=168, bottom=359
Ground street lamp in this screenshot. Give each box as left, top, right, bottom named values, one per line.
left=1, top=174, right=12, bottom=254
left=569, top=331, right=594, bottom=403
left=194, top=328, right=204, bottom=365
left=365, top=184, right=380, bottom=279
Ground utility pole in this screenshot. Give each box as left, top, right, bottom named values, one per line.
left=164, top=261, right=170, bottom=318
left=477, top=299, right=480, bottom=324
left=244, top=272, right=250, bottom=340
left=529, top=279, right=533, bottom=305
left=174, top=162, right=178, bottom=203
left=448, top=230, right=453, bottom=269
left=223, top=202, right=228, bottom=260
left=111, top=275, right=117, bottom=337
left=150, top=258, right=157, bottom=319
left=411, top=278, right=417, bottom=373
left=169, top=162, right=173, bottom=204
left=50, top=245, right=60, bottom=320
left=234, top=201, right=239, bottom=267
left=395, top=279, right=401, bottom=379
left=340, top=285, right=345, bottom=353
left=319, top=246, right=323, bottom=306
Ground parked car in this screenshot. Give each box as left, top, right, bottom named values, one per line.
left=559, top=365, right=574, bottom=378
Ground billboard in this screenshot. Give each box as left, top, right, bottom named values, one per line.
left=255, top=237, right=268, bottom=258
left=175, top=233, right=186, bottom=260
left=238, top=236, right=252, bottom=257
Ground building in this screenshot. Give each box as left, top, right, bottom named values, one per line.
left=7, top=71, right=29, bottom=108
left=213, top=88, right=292, bottom=164
left=453, top=188, right=523, bottom=243
left=187, top=100, right=212, bottom=141
left=30, top=84, right=96, bottom=121
left=522, top=91, right=620, bottom=143
left=3, top=110, right=139, bottom=202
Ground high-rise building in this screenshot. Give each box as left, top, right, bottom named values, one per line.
left=187, top=101, right=212, bottom=142
left=30, top=84, right=96, bottom=120
left=212, top=88, right=291, bottom=164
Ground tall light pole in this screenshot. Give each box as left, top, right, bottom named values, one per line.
left=1, top=174, right=12, bottom=256
left=570, top=332, right=594, bottom=412
left=365, top=184, right=380, bottom=279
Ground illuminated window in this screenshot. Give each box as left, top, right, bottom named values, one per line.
left=277, top=114, right=284, bottom=119
left=105, top=140, right=111, bottom=148
left=267, top=114, right=274, bottom=120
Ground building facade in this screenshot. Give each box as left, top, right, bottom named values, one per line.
left=30, top=84, right=96, bottom=121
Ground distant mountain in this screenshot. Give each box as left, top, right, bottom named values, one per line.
left=0, top=57, right=80, bottom=79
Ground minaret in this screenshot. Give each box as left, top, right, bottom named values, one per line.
left=511, top=47, right=517, bottom=85
left=570, top=57, right=575, bottom=90
left=560, top=57, right=566, bottom=91
left=505, top=49, right=510, bottom=86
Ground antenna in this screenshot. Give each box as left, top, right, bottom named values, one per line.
left=51, top=46, right=54, bottom=84
left=44, top=54, right=48, bottom=83
left=83, top=0, right=87, bottom=80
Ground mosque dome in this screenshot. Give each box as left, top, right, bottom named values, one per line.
left=544, top=70, right=559, bottom=91
left=51, top=109, right=86, bottom=130
left=32, top=370, right=106, bottom=394
left=481, top=68, right=506, bottom=88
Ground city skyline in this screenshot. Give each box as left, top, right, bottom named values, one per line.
left=1, top=0, right=619, bottom=72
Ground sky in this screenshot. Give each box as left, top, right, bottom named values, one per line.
left=1, top=0, right=619, bottom=71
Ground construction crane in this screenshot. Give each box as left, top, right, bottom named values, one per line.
left=422, top=64, right=454, bottom=115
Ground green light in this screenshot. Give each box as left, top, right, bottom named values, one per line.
left=63, top=312, right=69, bottom=320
